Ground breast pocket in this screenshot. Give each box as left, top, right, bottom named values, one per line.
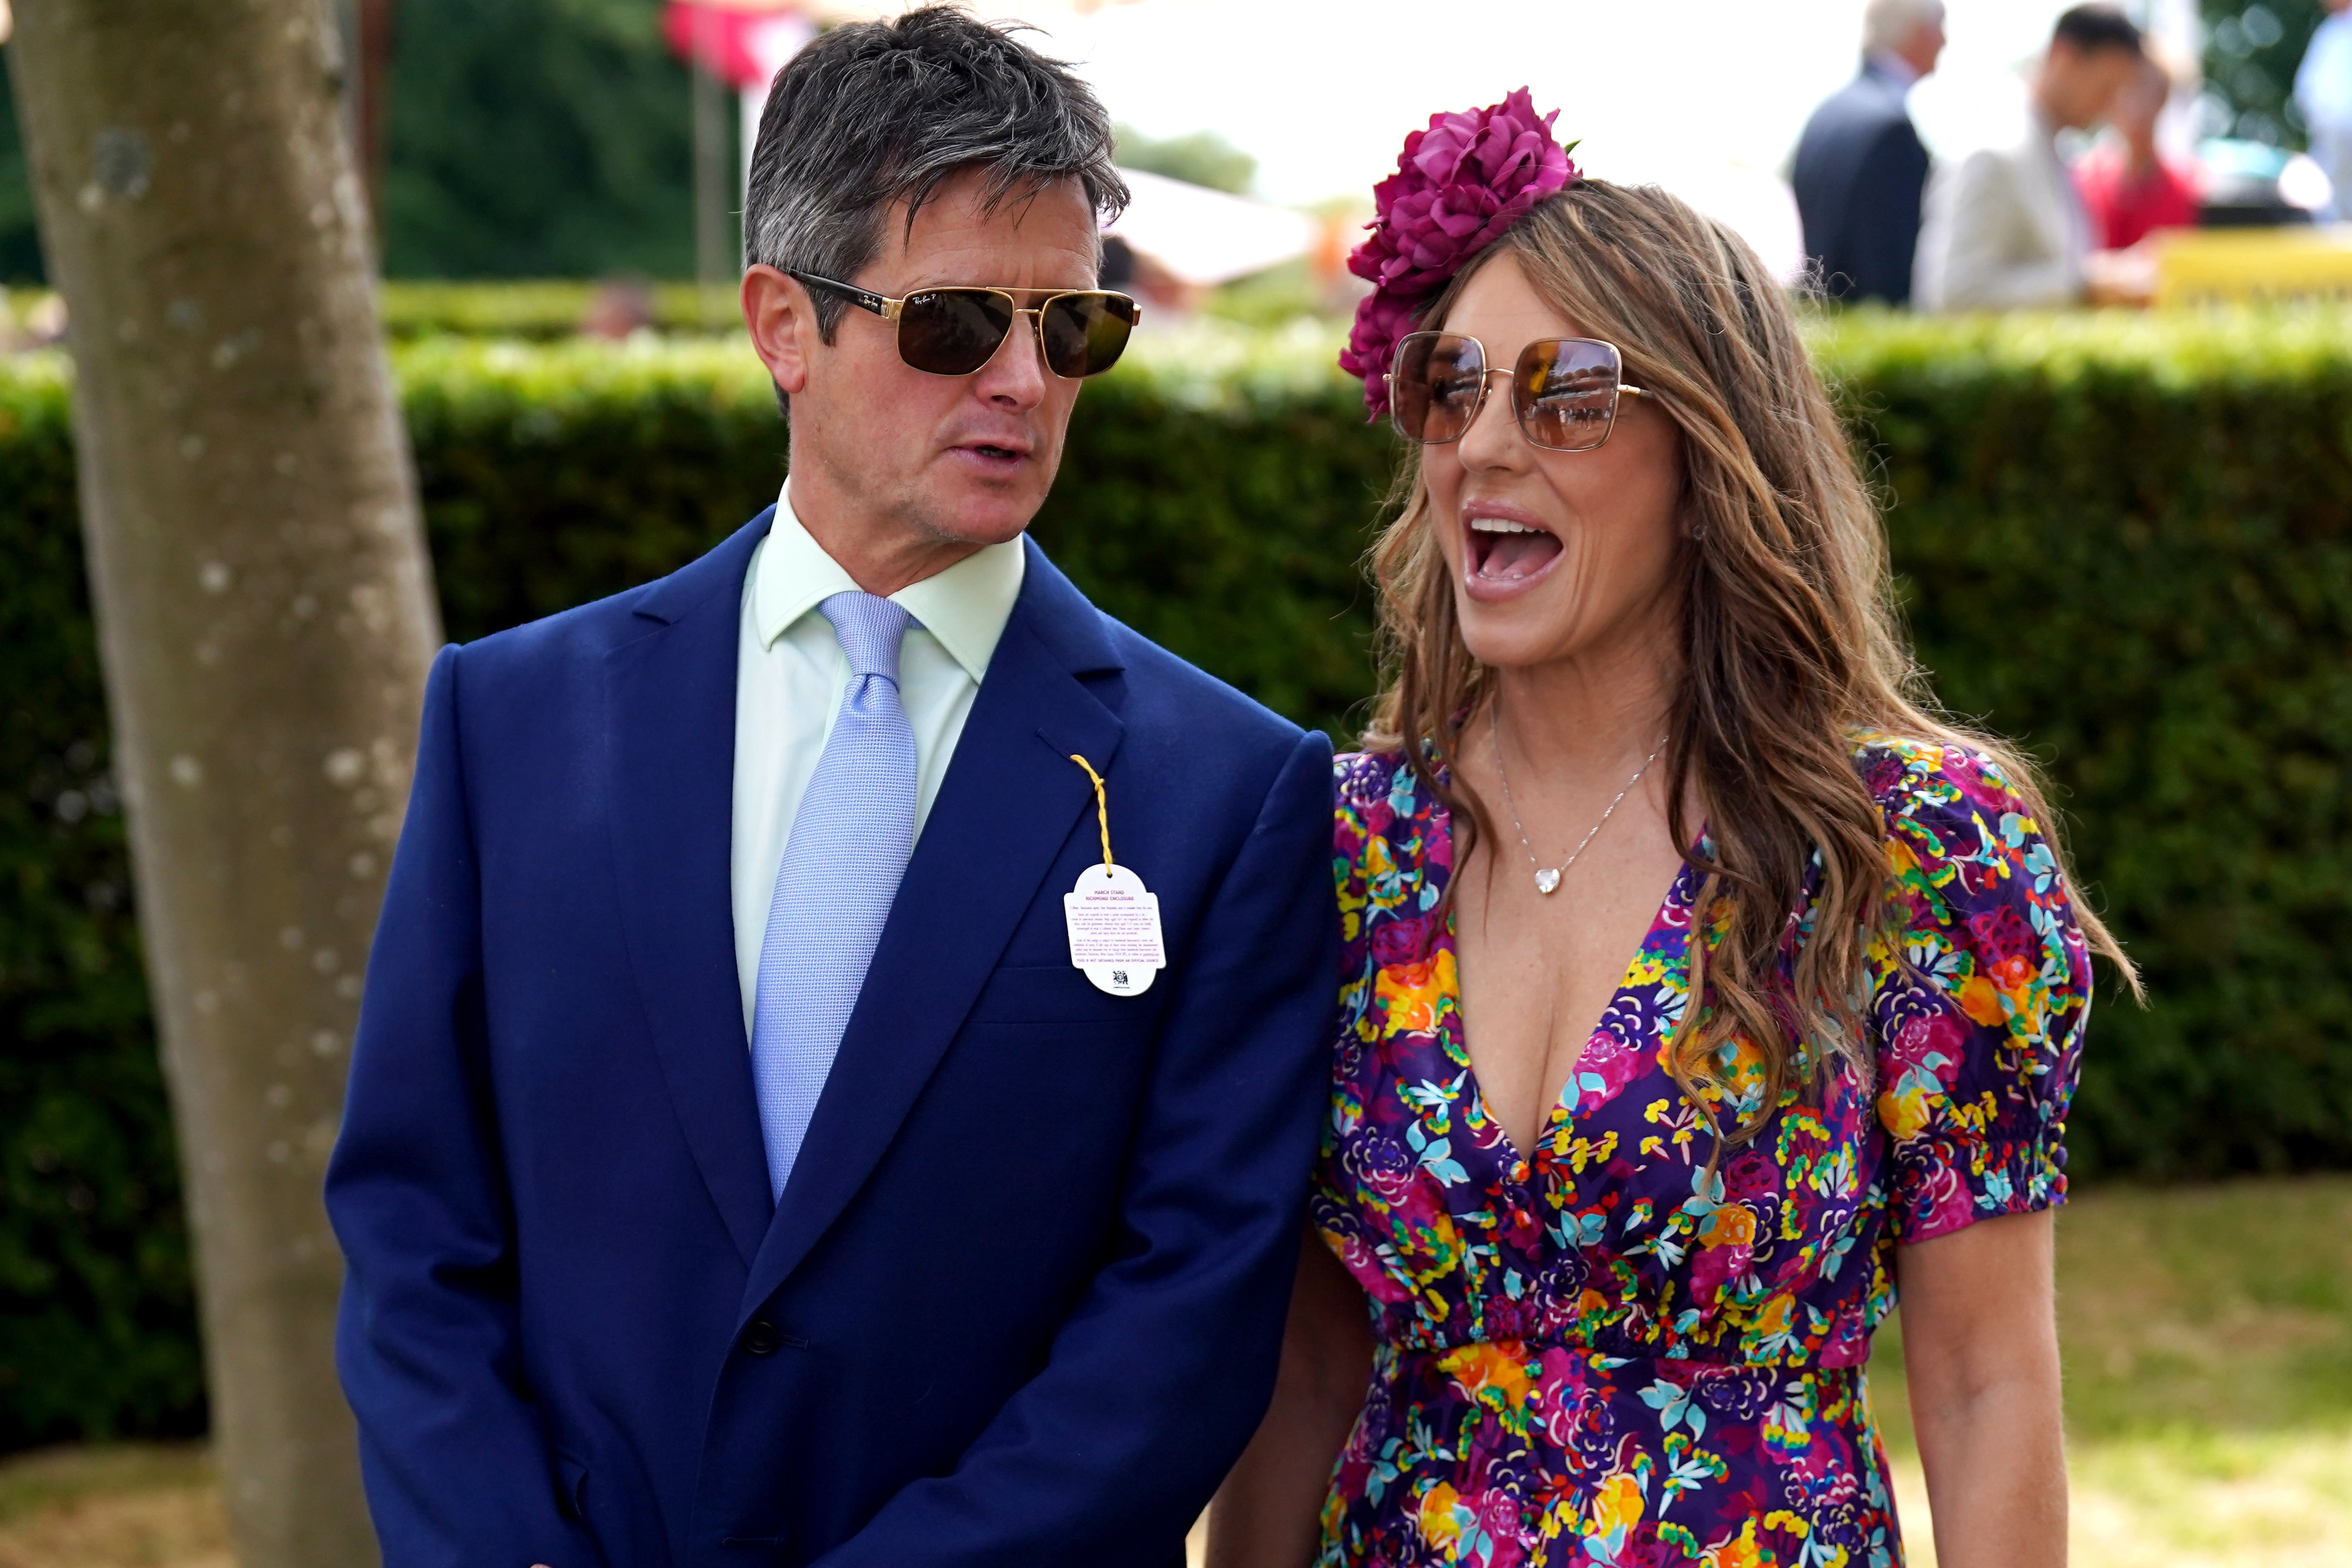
left=965, top=962, right=1158, bottom=1026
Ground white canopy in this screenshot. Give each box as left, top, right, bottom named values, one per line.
left=1104, top=168, right=1320, bottom=288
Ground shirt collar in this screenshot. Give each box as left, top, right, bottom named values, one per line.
left=1864, top=50, right=1920, bottom=91
left=753, top=480, right=1027, bottom=684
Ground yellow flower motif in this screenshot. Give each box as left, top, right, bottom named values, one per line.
left=1699, top=1204, right=1756, bottom=1250
left=1876, top=1082, right=1934, bottom=1140
left=1885, top=834, right=1922, bottom=882
left=1550, top=1128, right=1620, bottom=1174
left=1437, top=1341, right=1535, bottom=1410
left=1375, top=948, right=1457, bottom=1036
left=1590, top=1470, right=1646, bottom=1535
left=1957, top=972, right=2007, bottom=1027
left=1709, top=1518, right=1767, bottom=1568
left=1417, top=1481, right=1465, bottom=1548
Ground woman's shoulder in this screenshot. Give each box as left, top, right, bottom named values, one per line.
left=1332, top=749, right=1447, bottom=858
left=1853, top=732, right=2040, bottom=845
left=1333, top=750, right=1452, bottom=934
left=1334, top=748, right=1426, bottom=817
left=1852, top=733, right=2074, bottom=930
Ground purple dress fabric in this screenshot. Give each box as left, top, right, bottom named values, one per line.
left=1314, top=740, right=2092, bottom=1567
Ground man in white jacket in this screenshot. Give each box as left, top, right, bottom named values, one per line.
left=1915, top=4, right=2145, bottom=312
left=2297, top=0, right=2352, bottom=221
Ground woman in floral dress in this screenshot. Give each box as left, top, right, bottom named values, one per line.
left=1208, top=96, right=2132, bottom=1568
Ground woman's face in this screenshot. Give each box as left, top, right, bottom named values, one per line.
left=1422, top=251, right=1686, bottom=675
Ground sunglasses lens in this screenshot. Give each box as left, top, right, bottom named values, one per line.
left=1515, top=339, right=1623, bottom=451
left=1391, top=333, right=1486, bottom=445
left=897, top=289, right=1017, bottom=375
left=1039, top=292, right=1138, bottom=377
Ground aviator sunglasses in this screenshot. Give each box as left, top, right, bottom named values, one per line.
left=1388, top=331, right=1652, bottom=452
left=790, top=270, right=1141, bottom=380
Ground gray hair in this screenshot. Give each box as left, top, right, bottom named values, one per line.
left=743, top=5, right=1129, bottom=343
left=1862, top=0, right=1944, bottom=54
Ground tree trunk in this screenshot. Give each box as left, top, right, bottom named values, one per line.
left=7, top=4, right=437, bottom=1565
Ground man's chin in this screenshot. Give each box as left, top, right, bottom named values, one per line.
left=914, top=482, right=1051, bottom=550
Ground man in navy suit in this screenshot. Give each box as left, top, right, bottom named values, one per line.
left=1792, top=0, right=1947, bottom=306
left=325, top=11, right=1337, bottom=1567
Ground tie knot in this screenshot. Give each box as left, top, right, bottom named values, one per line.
left=819, top=591, right=916, bottom=682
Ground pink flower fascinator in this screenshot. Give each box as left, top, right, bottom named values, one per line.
left=1340, top=89, right=1580, bottom=418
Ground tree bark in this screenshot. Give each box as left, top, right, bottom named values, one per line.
left=7, top=4, right=437, bottom=1564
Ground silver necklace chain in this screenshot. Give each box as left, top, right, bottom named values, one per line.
left=1489, top=705, right=1666, bottom=896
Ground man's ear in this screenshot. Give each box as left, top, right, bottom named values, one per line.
left=742, top=265, right=814, bottom=397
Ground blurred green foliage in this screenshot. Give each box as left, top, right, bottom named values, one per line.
left=380, top=280, right=738, bottom=339
left=2202, top=0, right=2329, bottom=146
left=0, top=356, right=199, bottom=1451
left=6, top=306, right=2352, bottom=1448
left=381, top=0, right=704, bottom=279
left=1813, top=305, right=2352, bottom=1179
left=1113, top=125, right=1258, bottom=196
left=0, top=53, right=43, bottom=286
left=0, top=2, right=702, bottom=286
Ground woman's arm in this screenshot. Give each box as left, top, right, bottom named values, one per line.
left=1896, top=1208, right=2067, bottom=1568
left=1205, top=1228, right=1375, bottom=1568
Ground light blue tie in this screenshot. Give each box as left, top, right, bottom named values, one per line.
left=751, top=591, right=918, bottom=1202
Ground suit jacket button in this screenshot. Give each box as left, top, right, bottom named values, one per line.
left=741, top=1320, right=782, bottom=1357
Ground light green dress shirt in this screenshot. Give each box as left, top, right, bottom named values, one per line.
left=729, top=483, right=1026, bottom=1035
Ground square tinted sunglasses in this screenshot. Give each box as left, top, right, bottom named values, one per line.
left=790, top=270, right=1141, bottom=380
left=1388, top=331, right=1651, bottom=452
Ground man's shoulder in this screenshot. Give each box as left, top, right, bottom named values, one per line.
left=450, top=511, right=767, bottom=694
left=1019, top=542, right=1305, bottom=760
left=1081, top=614, right=1320, bottom=817
left=1098, top=615, right=1301, bottom=744
left=1802, top=73, right=1911, bottom=144
left=1929, top=144, right=2027, bottom=208
left=1795, top=77, right=1918, bottom=193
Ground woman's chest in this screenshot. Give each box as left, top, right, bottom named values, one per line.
left=1326, top=927, right=1890, bottom=1356
left=1448, top=835, right=1697, bottom=1161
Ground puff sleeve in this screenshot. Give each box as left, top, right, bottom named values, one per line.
left=1866, top=741, right=2094, bottom=1245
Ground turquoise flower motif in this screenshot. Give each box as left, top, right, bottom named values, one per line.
left=1639, top=1376, right=1706, bottom=1438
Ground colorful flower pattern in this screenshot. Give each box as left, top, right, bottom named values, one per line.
left=1315, top=740, right=2092, bottom=1567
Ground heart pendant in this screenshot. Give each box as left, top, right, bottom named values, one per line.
left=1533, top=868, right=1562, bottom=895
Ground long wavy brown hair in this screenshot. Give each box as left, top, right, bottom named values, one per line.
left=1366, top=180, right=2137, bottom=1146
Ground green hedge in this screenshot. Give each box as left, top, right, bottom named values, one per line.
left=0, top=356, right=201, bottom=1450
left=3, top=308, right=2351, bottom=1449
left=1812, top=308, right=2352, bottom=1184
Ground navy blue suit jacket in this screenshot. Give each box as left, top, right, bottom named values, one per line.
left=326, top=510, right=1339, bottom=1568
left=1792, top=62, right=1932, bottom=306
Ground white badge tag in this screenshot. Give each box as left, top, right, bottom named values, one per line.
left=1064, top=862, right=1165, bottom=996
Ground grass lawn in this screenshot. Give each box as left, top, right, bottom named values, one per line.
left=3, top=1177, right=2347, bottom=1566
left=1877, top=1175, right=2352, bottom=1566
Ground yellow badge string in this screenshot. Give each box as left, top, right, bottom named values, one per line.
left=1067, top=754, right=1114, bottom=869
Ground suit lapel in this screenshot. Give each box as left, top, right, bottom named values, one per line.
left=739, top=543, right=1126, bottom=1317
left=606, top=509, right=776, bottom=1267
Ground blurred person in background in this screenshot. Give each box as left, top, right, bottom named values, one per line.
left=1212, top=90, right=2121, bottom=1568
left=1914, top=4, right=2147, bottom=311
left=2074, top=42, right=2202, bottom=249
left=2296, top=0, right=2352, bottom=221
left=1792, top=0, right=1946, bottom=306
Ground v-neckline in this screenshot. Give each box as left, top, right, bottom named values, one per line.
left=1434, top=818, right=1701, bottom=1179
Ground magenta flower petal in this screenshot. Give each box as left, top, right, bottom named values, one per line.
left=1341, top=89, right=1580, bottom=417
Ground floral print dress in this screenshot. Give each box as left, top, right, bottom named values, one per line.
left=1315, top=739, right=2091, bottom=1568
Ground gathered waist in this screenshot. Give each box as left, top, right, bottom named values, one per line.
left=1373, top=1332, right=1862, bottom=1377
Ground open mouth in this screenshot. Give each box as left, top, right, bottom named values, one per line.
left=954, top=438, right=1031, bottom=475
left=1465, top=514, right=1563, bottom=586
